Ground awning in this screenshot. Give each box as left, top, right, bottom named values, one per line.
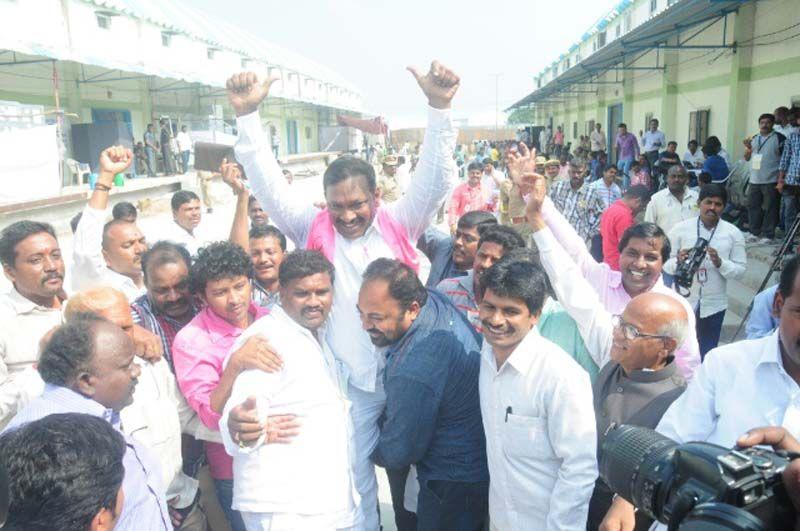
left=508, top=0, right=746, bottom=110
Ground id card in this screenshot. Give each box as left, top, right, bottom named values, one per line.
left=698, top=268, right=708, bottom=284
left=752, top=153, right=763, bottom=171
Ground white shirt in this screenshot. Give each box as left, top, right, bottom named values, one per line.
left=220, top=307, right=360, bottom=526
left=658, top=330, right=800, bottom=447
left=641, top=130, right=666, bottom=152
left=683, top=149, right=705, bottom=167
left=176, top=131, right=192, bottom=153
left=122, top=358, right=204, bottom=509
left=234, top=106, right=456, bottom=392
left=643, top=187, right=700, bottom=235
left=775, top=124, right=799, bottom=138
left=160, top=220, right=212, bottom=257
left=590, top=130, right=607, bottom=152
left=71, top=205, right=146, bottom=302
left=664, top=217, right=746, bottom=317
left=0, top=288, right=60, bottom=429
left=480, top=329, right=597, bottom=530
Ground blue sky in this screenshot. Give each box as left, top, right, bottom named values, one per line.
left=193, top=0, right=618, bottom=127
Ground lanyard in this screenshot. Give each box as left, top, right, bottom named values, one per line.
left=697, top=216, right=717, bottom=246
left=756, top=133, right=773, bottom=154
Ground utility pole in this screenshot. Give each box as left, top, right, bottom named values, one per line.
left=491, top=73, right=502, bottom=139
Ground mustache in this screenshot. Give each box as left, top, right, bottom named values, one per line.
left=302, top=306, right=324, bottom=315
left=41, top=272, right=63, bottom=284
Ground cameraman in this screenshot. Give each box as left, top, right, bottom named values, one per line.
left=601, top=255, right=800, bottom=531
left=663, top=184, right=746, bottom=358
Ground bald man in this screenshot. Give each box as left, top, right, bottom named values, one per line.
left=526, top=181, right=688, bottom=530
left=66, top=287, right=210, bottom=531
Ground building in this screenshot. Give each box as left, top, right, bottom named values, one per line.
left=0, top=0, right=365, bottom=203
left=508, top=0, right=800, bottom=161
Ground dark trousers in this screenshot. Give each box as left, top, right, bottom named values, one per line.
left=697, top=308, right=726, bottom=359
left=590, top=233, right=604, bottom=263
left=747, top=183, right=780, bottom=238
left=212, top=478, right=246, bottom=531
left=386, top=467, right=418, bottom=531
left=417, top=478, right=488, bottom=531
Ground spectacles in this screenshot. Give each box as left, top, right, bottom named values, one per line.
left=611, top=315, right=670, bottom=341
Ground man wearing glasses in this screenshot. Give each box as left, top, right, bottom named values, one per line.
left=526, top=175, right=689, bottom=530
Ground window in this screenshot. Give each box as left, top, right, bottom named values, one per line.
left=241, top=58, right=249, bottom=68
left=624, top=12, right=632, bottom=33
left=573, top=121, right=578, bottom=139
left=597, top=31, right=607, bottom=49
left=161, top=32, right=172, bottom=47
left=537, top=78, right=542, bottom=89
left=650, top=0, right=658, bottom=15
left=615, top=24, right=621, bottom=38
left=96, top=13, right=112, bottom=29
left=575, top=53, right=581, bottom=63
left=207, top=48, right=216, bottom=60
left=586, top=120, right=596, bottom=135
left=644, top=112, right=654, bottom=132
left=689, top=110, right=710, bottom=146
left=554, top=65, right=559, bottom=76
left=565, top=58, right=571, bottom=70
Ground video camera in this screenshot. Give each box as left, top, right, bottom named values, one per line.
left=674, top=237, right=709, bottom=294
left=600, top=424, right=797, bottom=531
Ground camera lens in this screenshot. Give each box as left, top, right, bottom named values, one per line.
left=600, top=425, right=677, bottom=517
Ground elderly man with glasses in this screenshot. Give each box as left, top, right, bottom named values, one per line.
left=525, top=173, right=689, bottom=531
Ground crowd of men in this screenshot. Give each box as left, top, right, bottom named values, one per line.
left=2, top=60, right=800, bottom=531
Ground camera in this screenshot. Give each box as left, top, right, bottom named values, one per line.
left=674, top=237, right=709, bottom=292
left=600, top=424, right=797, bottom=531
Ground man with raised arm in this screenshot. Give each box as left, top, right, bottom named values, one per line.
left=226, top=61, right=459, bottom=529
left=506, top=144, right=701, bottom=379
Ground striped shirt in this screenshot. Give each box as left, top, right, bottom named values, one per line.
left=549, top=180, right=606, bottom=241
left=435, top=271, right=480, bottom=332
left=131, top=295, right=198, bottom=371
left=779, top=131, right=800, bottom=185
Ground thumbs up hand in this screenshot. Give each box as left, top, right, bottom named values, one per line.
left=226, top=72, right=281, bottom=117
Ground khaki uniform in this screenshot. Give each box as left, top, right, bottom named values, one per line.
left=500, top=181, right=533, bottom=243
left=378, top=173, right=401, bottom=203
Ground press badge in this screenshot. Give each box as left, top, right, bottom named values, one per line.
left=752, top=153, right=763, bottom=171
left=698, top=268, right=708, bottom=284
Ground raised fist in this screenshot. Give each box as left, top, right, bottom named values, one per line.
left=226, top=72, right=280, bottom=117
left=220, top=158, right=246, bottom=196
left=98, top=145, right=133, bottom=179
left=407, top=61, right=460, bottom=110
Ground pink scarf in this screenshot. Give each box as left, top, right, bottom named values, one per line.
left=306, top=207, right=419, bottom=273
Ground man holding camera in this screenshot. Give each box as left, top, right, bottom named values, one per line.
left=663, top=184, right=746, bottom=358
left=601, top=254, right=800, bottom=531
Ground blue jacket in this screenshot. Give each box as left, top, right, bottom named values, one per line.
left=371, top=289, right=489, bottom=483
left=703, top=155, right=730, bottom=182
left=418, top=228, right=467, bottom=288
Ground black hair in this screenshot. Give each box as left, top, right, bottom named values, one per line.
left=248, top=194, right=260, bottom=206
left=478, top=225, right=526, bottom=253
left=0, top=220, right=57, bottom=268
left=141, top=241, right=192, bottom=285
left=111, top=201, right=137, bottom=221
left=171, top=190, right=200, bottom=211
left=699, top=183, right=728, bottom=205
left=0, top=413, right=126, bottom=531
left=278, top=250, right=335, bottom=286
left=482, top=157, right=493, bottom=165
left=759, top=113, right=775, bottom=123
left=618, top=222, right=671, bottom=263
left=322, top=156, right=376, bottom=193
left=457, top=211, right=498, bottom=231
left=667, top=141, right=678, bottom=148
left=698, top=172, right=713, bottom=186
left=467, top=161, right=483, bottom=172
left=624, top=184, right=651, bottom=202
left=189, top=241, right=252, bottom=295
left=688, top=139, right=698, bottom=147
left=702, top=136, right=722, bottom=157
left=618, top=123, right=627, bottom=129
left=650, top=118, right=659, bottom=124
left=38, top=314, right=104, bottom=387
left=480, top=257, right=547, bottom=315
left=603, top=163, right=618, bottom=173
left=362, top=258, right=427, bottom=310
left=70, top=212, right=83, bottom=234
left=779, top=254, right=800, bottom=299
left=249, top=225, right=287, bottom=251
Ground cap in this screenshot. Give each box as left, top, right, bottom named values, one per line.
left=382, top=155, right=399, bottom=166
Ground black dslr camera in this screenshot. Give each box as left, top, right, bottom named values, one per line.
left=600, top=424, right=797, bottom=531
left=674, top=237, right=709, bottom=293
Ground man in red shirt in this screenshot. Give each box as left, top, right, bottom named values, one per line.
left=601, top=185, right=651, bottom=270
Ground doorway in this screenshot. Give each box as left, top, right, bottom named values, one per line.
left=606, top=103, right=623, bottom=163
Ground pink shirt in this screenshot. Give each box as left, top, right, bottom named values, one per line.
left=172, top=302, right=270, bottom=479
left=600, top=200, right=635, bottom=271
left=542, top=197, right=701, bottom=379
left=448, top=182, right=490, bottom=226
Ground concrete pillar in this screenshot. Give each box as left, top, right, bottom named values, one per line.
left=726, top=5, right=755, bottom=155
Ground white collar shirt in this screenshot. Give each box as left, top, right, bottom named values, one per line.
left=0, top=288, right=61, bottom=428
left=683, top=149, right=705, bottom=167
left=161, top=220, right=212, bottom=257
left=71, top=205, right=146, bottom=302
left=663, top=217, right=747, bottom=317
left=234, top=106, right=457, bottom=391
left=641, top=130, right=666, bottom=152
left=176, top=131, right=192, bottom=152
left=220, top=307, right=360, bottom=526
left=480, top=328, right=598, bottom=531
left=643, top=187, right=700, bottom=235
left=590, top=130, right=607, bottom=152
